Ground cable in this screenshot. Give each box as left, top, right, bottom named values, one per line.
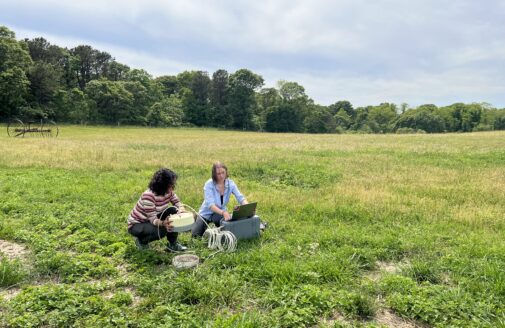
left=182, top=203, right=237, bottom=253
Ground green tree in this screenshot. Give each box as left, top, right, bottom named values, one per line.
left=146, top=95, right=184, bottom=127
left=303, top=105, right=336, bottom=133
left=265, top=104, right=304, bottom=132
left=278, top=80, right=307, bottom=102
left=84, top=79, right=134, bottom=124
left=189, top=71, right=211, bottom=126
left=461, top=103, right=482, bottom=132
left=0, top=26, right=32, bottom=119
left=367, top=103, right=398, bottom=133
left=71, top=45, right=113, bottom=90
left=27, top=61, right=61, bottom=105
left=334, top=109, right=352, bottom=130
left=394, top=105, right=445, bottom=133
left=209, top=69, right=231, bottom=127
left=494, top=109, right=505, bottom=130
left=52, top=88, right=90, bottom=123
left=352, top=106, right=371, bottom=132
left=438, top=103, right=482, bottom=132
left=266, top=80, right=310, bottom=132
left=175, top=71, right=211, bottom=126
left=255, top=87, right=281, bottom=131
left=156, top=75, right=178, bottom=96
left=329, top=100, right=355, bottom=118
left=25, top=37, right=66, bottom=66
left=106, top=61, right=130, bottom=81
left=122, top=81, right=150, bottom=124
left=228, top=69, right=264, bottom=129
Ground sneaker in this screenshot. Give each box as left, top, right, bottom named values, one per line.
left=260, top=221, right=268, bottom=231
left=134, top=237, right=149, bottom=250
left=166, top=242, right=187, bottom=252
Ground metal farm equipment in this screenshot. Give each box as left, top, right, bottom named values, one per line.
left=7, top=119, right=59, bottom=138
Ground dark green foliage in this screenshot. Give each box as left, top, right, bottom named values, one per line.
left=0, top=27, right=32, bottom=118
left=4, top=284, right=137, bottom=328
left=185, top=71, right=211, bottom=126
left=335, top=291, right=376, bottom=319
left=265, top=104, right=304, bottom=132
left=493, top=109, right=505, bottom=130
left=394, top=105, right=446, bottom=133
left=209, top=69, right=232, bottom=127
left=146, top=95, right=184, bottom=127
left=228, top=69, right=264, bottom=130
left=1, top=24, right=504, bottom=133
left=379, top=276, right=499, bottom=326
left=303, top=105, right=336, bottom=133
left=264, top=285, right=336, bottom=327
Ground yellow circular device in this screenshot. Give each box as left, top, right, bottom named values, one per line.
left=169, top=212, right=195, bottom=232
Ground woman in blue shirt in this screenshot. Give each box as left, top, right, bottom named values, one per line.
left=192, top=162, right=249, bottom=237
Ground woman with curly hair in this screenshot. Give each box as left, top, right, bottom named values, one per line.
left=127, top=168, right=188, bottom=252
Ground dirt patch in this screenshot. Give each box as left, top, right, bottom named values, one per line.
left=376, top=261, right=402, bottom=274
left=317, top=310, right=350, bottom=327
left=0, top=239, right=29, bottom=262
left=366, top=261, right=406, bottom=282
left=0, top=287, right=22, bottom=301
left=375, top=309, right=429, bottom=328
left=125, top=287, right=142, bottom=307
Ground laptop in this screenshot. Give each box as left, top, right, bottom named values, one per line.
left=231, top=202, right=257, bottom=221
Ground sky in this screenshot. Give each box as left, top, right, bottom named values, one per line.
left=2, top=0, right=505, bottom=108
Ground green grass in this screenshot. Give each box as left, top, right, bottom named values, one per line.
left=0, top=125, right=504, bottom=327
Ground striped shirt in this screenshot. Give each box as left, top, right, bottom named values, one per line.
left=127, top=189, right=181, bottom=228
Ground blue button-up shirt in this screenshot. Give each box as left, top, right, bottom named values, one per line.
left=198, top=178, right=245, bottom=219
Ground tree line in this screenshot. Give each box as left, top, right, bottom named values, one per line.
left=1, top=26, right=504, bottom=133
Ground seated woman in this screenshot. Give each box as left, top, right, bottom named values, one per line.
left=192, top=162, right=251, bottom=237
left=127, top=168, right=188, bottom=252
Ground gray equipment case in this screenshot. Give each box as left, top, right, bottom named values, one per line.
left=221, top=216, right=261, bottom=240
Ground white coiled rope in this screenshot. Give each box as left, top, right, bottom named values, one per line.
left=183, top=203, right=237, bottom=253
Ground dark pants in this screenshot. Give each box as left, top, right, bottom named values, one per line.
left=129, top=222, right=178, bottom=245
left=191, top=213, right=223, bottom=237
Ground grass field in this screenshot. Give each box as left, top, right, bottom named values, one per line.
left=0, top=126, right=504, bottom=327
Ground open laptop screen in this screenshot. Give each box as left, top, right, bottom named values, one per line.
left=231, top=202, right=257, bottom=221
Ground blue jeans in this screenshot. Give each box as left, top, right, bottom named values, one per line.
left=191, top=213, right=223, bottom=237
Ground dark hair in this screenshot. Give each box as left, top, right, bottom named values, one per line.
left=211, top=161, right=228, bottom=183
left=148, top=168, right=177, bottom=195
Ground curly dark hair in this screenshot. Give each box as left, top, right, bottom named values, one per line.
left=148, top=168, right=178, bottom=195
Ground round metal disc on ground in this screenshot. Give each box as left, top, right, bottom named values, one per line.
left=172, top=254, right=199, bottom=270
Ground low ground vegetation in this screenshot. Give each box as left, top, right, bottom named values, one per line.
left=1, top=126, right=504, bottom=327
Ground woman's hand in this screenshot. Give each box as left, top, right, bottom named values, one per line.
left=164, top=219, right=174, bottom=231
left=222, top=210, right=231, bottom=221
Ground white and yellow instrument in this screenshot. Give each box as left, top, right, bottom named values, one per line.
left=168, top=212, right=195, bottom=232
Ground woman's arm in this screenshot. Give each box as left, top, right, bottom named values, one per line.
left=210, top=204, right=226, bottom=215
left=140, top=193, right=163, bottom=226
left=231, top=181, right=247, bottom=205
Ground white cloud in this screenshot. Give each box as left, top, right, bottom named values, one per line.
left=2, top=0, right=505, bottom=106
left=263, top=67, right=505, bottom=107
left=12, top=26, right=195, bottom=75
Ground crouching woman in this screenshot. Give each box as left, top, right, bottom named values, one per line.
left=127, top=168, right=187, bottom=252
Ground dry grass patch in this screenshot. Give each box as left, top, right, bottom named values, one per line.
left=375, top=309, right=429, bottom=328
left=0, top=239, right=30, bottom=262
